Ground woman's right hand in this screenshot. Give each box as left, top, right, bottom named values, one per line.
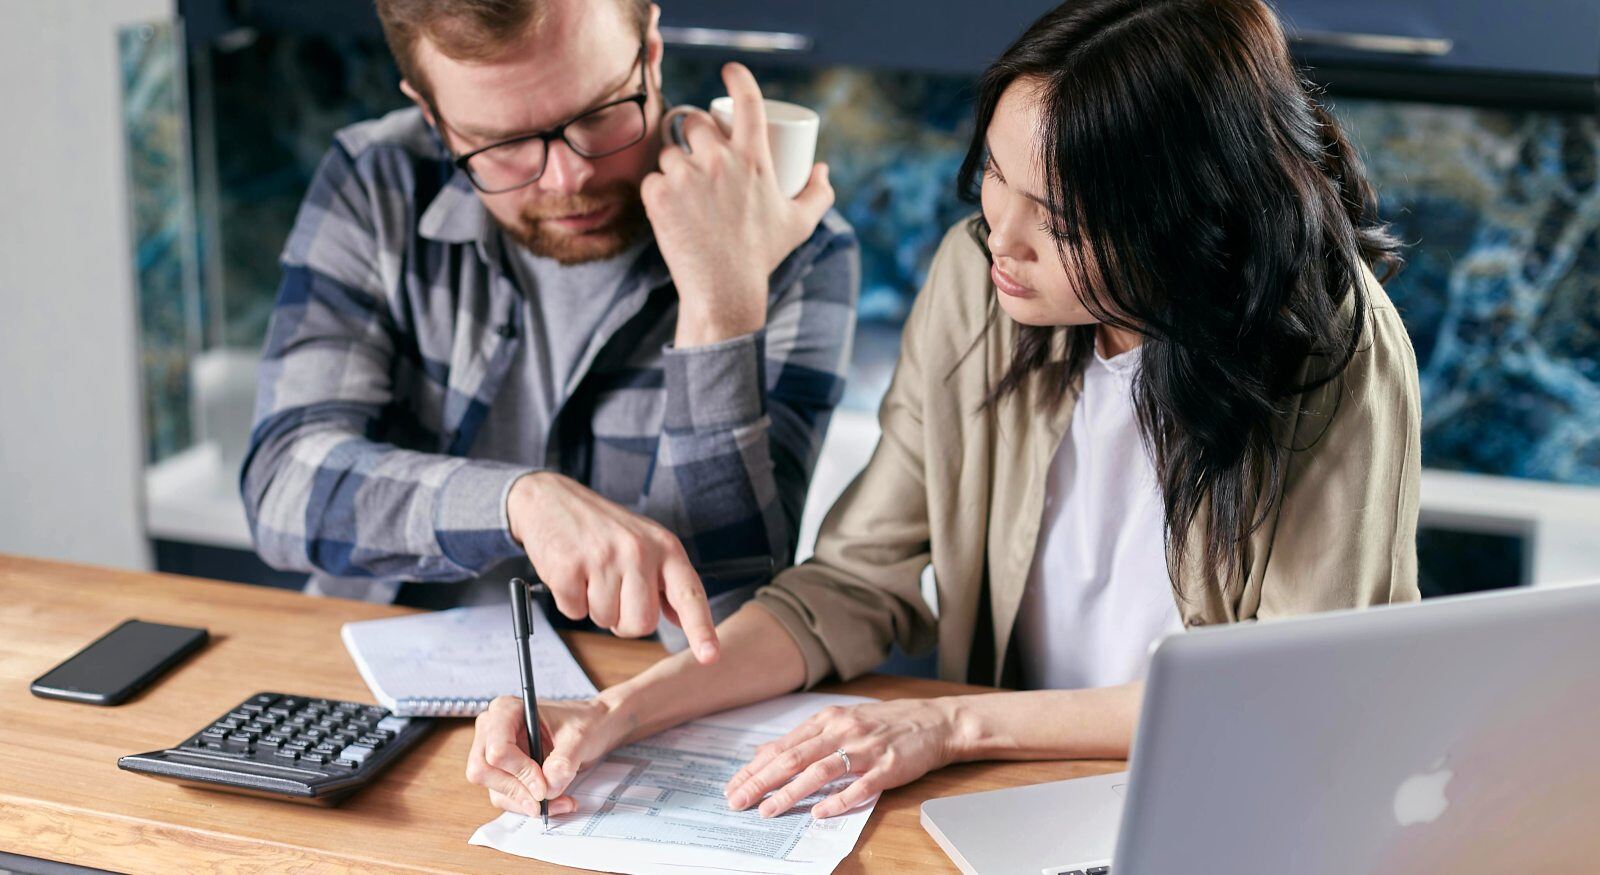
left=466, top=695, right=625, bottom=817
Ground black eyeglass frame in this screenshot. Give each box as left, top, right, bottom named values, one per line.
left=436, top=40, right=651, bottom=194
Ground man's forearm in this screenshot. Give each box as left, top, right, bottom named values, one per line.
left=243, top=419, right=530, bottom=581
left=647, top=328, right=796, bottom=594
left=599, top=602, right=807, bottom=745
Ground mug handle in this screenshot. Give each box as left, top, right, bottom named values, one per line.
left=662, top=105, right=694, bottom=155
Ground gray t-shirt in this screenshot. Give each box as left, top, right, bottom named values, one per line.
left=472, top=235, right=649, bottom=468
left=400, top=234, right=647, bottom=610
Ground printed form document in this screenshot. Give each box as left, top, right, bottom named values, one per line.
left=470, top=692, right=880, bottom=874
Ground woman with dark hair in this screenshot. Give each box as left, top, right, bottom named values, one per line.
left=466, top=0, right=1421, bottom=820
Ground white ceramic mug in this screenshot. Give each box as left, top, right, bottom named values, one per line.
left=708, top=96, right=820, bottom=199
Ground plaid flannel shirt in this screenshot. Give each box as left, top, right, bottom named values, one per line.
left=241, top=107, right=859, bottom=605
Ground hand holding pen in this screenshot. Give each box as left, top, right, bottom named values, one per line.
left=472, top=577, right=629, bottom=824
left=469, top=561, right=776, bottom=820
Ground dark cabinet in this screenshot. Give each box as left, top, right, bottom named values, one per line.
left=658, top=0, right=1600, bottom=85
left=1274, top=0, right=1600, bottom=79
left=657, top=0, right=1056, bottom=75
left=187, top=0, right=1600, bottom=102
left=652, top=0, right=1600, bottom=105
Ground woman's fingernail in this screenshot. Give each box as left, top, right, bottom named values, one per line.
left=695, top=642, right=718, bottom=661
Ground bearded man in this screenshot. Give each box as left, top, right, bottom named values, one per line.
left=241, top=0, right=859, bottom=661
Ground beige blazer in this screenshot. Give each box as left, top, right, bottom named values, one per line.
left=754, top=221, right=1423, bottom=688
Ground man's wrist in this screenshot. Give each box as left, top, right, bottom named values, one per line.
left=675, top=291, right=765, bottom=348
left=506, top=471, right=557, bottom=546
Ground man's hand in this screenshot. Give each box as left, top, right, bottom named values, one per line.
left=642, top=62, right=835, bottom=348
left=467, top=695, right=627, bottom=816
left=507, top=471, right=719, bottom=663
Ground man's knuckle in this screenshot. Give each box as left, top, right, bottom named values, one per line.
left=648, top=526, right=678, bottom=551
left=674, top=579, right=706, bottom=603
left=546, top=562, right=580, bottom=587
left=617, top=535, right=646, bottom=566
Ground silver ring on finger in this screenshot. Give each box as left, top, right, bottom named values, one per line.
left=835, top=747, right=852, bottom=775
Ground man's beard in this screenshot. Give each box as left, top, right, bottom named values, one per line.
left=498, top=181, right=649, bottom=265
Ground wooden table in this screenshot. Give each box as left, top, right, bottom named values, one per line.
left=0, top=555, right=1122, bottom=873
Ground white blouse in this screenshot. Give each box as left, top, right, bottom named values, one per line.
left=1013, top=345, right=1183, bottom=691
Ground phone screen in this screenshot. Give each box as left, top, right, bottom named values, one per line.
left=32, top=620, right=207, bottom=703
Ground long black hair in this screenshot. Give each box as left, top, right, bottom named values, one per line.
left=959, top=0, right=1401, bottom=598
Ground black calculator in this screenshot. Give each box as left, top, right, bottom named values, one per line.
left=118, top=692, right=432, bottom=804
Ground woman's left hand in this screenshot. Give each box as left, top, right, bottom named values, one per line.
left=723, top=698, right=964, bottom=819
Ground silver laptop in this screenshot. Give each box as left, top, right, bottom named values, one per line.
left=922, top=582, right=1600, bottom=874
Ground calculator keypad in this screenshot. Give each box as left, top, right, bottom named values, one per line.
left=119, top=691, right=432, bottom=804
left=188, top=693, right=405, bottom=770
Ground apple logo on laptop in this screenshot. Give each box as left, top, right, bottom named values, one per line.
left=1392, top=759, right=1452, bottom=826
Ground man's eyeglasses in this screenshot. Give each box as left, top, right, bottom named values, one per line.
left=437, top=41, right=650, bottom=194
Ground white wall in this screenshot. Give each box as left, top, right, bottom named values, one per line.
left=0, top=0, right=174, bottom=569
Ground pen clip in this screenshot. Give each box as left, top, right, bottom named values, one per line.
left=508, top=577, right=550, bottom=639
left=508, top=578, right=532, bottom=639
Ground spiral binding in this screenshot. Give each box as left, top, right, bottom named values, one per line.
left=398, top=696, right=495, bottom=717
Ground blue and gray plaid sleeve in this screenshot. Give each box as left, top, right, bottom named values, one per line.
left=241, top=143, right=530, bottom=584
left=648, top=223, right=859, bottom=587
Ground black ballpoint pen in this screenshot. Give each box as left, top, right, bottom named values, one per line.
left=508, top=577, right=548, bottom=830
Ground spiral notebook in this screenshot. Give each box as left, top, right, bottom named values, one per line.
left=341, top=603, right=599, bottom=717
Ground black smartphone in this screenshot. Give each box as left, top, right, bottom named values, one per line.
left=30, top=619, right=208, bottom=705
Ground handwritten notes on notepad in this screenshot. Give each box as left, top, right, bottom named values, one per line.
left=470, top=692, right=880, bottom=875
left=341, top=603, right=597, bottom=716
